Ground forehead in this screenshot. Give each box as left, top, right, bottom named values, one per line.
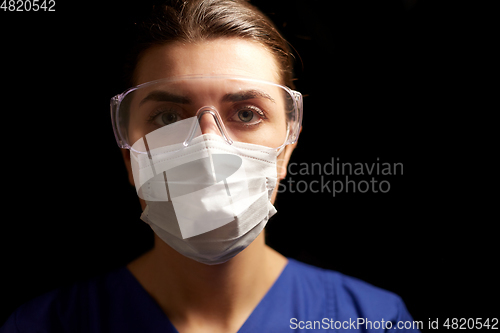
left=133, top=38, right=280, bottom=86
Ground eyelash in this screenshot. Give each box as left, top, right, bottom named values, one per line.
left=231, top=105, right=267, bottom=126
left=146, top=106, right=177, bottom=123
left=146, top=104, right=268, bottom=127
left=239, top=105, right=266, bottom=118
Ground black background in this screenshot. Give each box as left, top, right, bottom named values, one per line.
left=1, top=0, right=497, bottom=331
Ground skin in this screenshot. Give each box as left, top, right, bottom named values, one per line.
left=121, top=38, right=298, bottom=333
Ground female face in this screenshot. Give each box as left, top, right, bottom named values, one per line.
left=122, top=38, right=296, bottom=205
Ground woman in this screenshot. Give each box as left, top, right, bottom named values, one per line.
left=1, top=0, right=420, bottom=332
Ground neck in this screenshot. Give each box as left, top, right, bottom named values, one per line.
left=127, top=231, right=287, bottom=332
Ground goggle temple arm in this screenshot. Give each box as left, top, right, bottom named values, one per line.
left=110, top=95, right=128, bottom=149
left=290, top=90, right=303, bottom=144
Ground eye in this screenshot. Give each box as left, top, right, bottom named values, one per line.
left=238, top=109, right=254, bottom=122
left=230, top=105, right=266, bottom=126
left=154, top=111, right=179, bottom=126
left=147, top=106, right=184, bottom=127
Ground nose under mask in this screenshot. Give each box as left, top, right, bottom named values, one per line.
left=130, top=121, right=280, bottom=265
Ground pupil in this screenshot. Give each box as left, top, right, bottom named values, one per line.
left=162, top=113, right=177, bottom=125
left=238, top=110, right=253, bottom=122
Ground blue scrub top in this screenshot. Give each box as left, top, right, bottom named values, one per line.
left=1, top=258, right=420, bottom=332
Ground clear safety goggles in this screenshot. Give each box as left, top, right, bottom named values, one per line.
left=110, top=75, right=303, bottom=153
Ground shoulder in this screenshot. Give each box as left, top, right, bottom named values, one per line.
left=1, top=287, right=65, bottom=333
left=1, top=267, right=128, bottom=333
left=286, top=258, right=417, bottom=328
left=287, top=258, right=401, bottom=302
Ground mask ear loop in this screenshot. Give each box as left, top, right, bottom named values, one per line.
left=183, top=106, right=234, bottom=147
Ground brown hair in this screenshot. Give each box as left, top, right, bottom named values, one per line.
left=122, top=0, right=294, bottom=89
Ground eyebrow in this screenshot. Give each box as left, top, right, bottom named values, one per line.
left=222, top=90, right=275, bottom=103
left=139, top=91, right=192, bottom=106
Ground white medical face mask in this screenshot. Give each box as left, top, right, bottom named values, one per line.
left=129, top=121, right=280, bottom=265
